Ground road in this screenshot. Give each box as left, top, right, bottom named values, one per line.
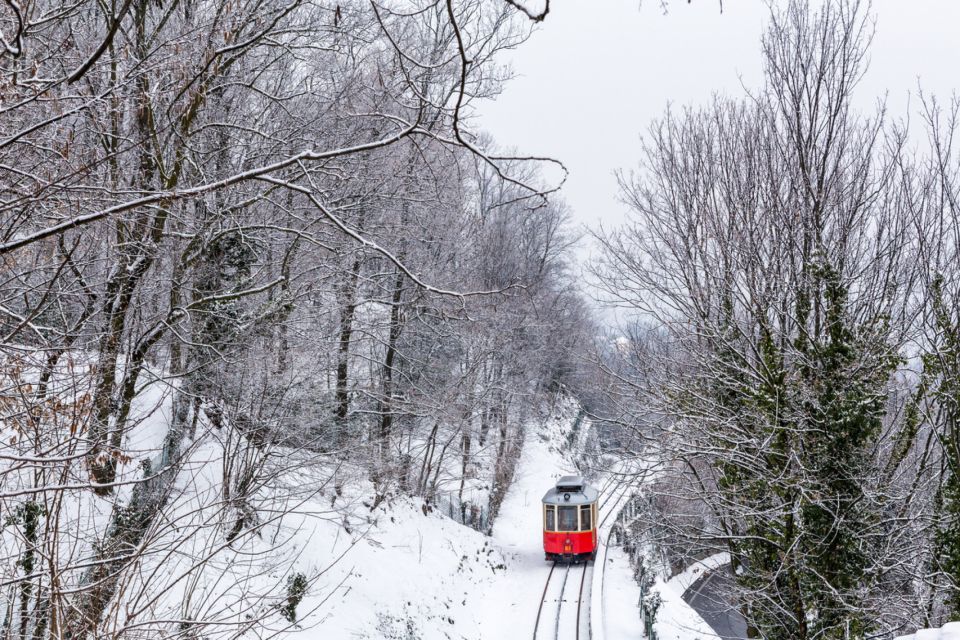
left=682, top=567, right=748, bottom=640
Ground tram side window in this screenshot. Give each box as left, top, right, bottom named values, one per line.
left=580, top=505, right=592, bottom=531
left=558, top=506, right=578, bottom=531
left=545, top=505, right=555, bottom=531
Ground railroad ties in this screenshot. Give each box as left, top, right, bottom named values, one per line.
left=533, top=561, right=593, bottom=640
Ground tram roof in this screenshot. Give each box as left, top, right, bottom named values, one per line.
left=542, top=476, right=598, bottom=505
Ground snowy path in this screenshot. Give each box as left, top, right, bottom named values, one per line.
left=487, top=417, right=730, bottom=640
left=486, top=409, right=611, bottom=639
left=654, top=553, right=729, bottom=640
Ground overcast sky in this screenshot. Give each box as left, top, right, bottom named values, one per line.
left=476, top=1, right=960, bottom=256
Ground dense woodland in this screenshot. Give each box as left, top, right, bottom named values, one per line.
left=3, top=0, right=960, bottom=638
left=597, top=1, right=960, bottom=637
left=0, top=0, right=596, bottom=635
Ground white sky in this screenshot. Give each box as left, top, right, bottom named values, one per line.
left=476, top=1, right=960, bottom=252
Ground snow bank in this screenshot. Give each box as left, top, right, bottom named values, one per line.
left=896, top=622, right=960, bottom=640
left=650, top=550, right=729, bottom=639
left=599, top=545, right=647, bottom=638
left=303, top=493, right=511, bottom=639
left=667, top=553, right=730, bottom=595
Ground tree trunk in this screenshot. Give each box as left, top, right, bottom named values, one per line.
left=334, top=255, right=362, bottom=446
left=378, top=268, right=405, bottom=455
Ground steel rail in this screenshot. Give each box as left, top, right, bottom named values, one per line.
left=575, top=562, right=589, bottom=640
left=553, top=563, right=572, bottom=640
left=532, top=561, right=557, bottom=639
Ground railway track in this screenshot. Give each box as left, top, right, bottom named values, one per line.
left=596, top=470, right=619, bottom=506
left=533, top=467, right=637, bottom=640
left=532, top=561, right=592, bottom=640
left=532, top=562, right=557, bottom=638
left=597, top=473, right=632, bottom=529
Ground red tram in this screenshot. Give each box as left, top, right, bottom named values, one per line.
left=542, top=476, right=598, bottom=562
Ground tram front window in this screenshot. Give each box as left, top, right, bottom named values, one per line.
left=580, top=505, right=592, bottom=531
left=545, top=506, right=555, bottom=531
left=558, top=506, right=577, bottom=531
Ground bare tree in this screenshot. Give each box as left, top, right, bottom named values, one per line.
left=0, top=0, right=608, bottom=635
left=595, top=1, right=945, bottom=636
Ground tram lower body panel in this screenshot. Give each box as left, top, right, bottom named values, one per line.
left=543, top=530, right=596, bottom=561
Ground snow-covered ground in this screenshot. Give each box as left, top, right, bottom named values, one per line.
left=591, top=459, right=646, bottom=640
left=896, top=623, right=960, bottom=640
left=303, top=492, right=507, bottom=639
left=599, top=545, right=647, bottom=638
